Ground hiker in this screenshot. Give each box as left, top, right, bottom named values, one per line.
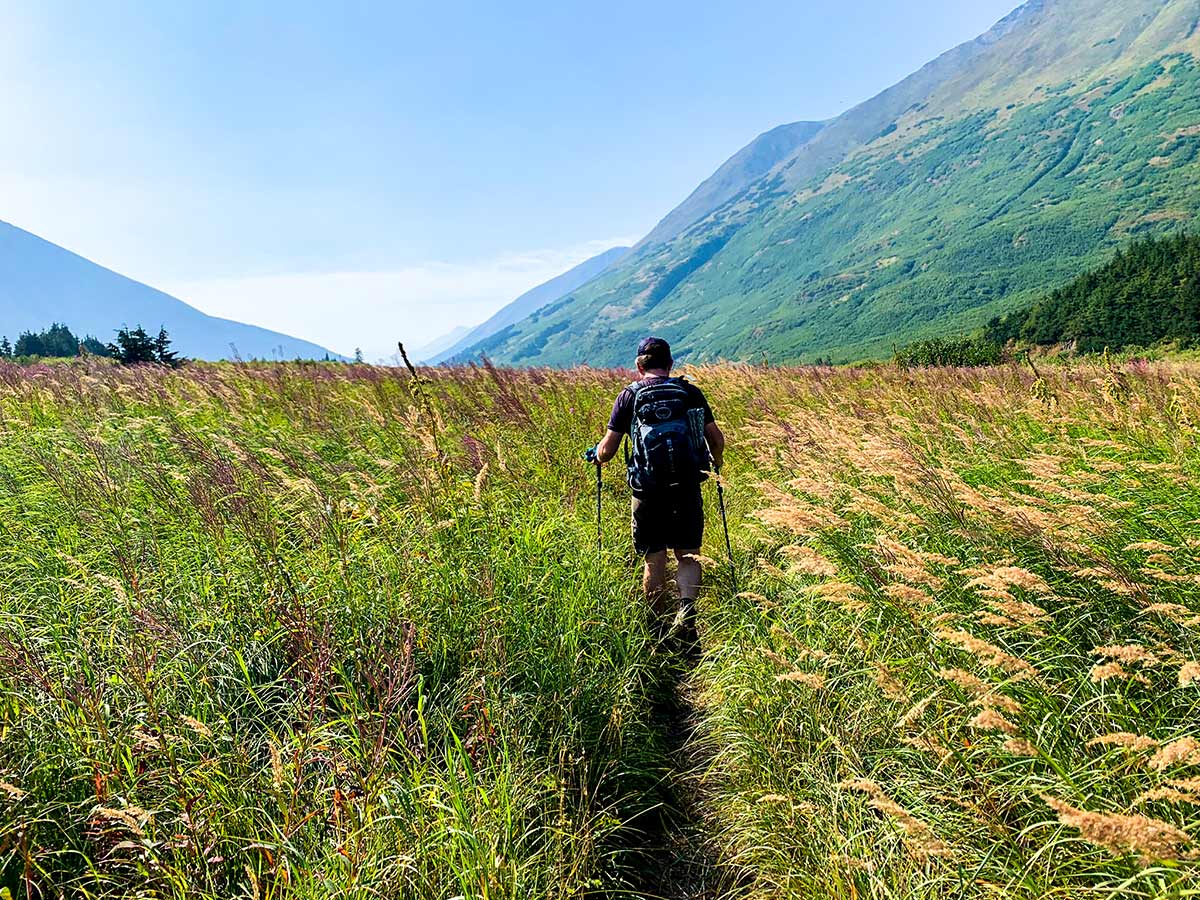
left=586, top=337, right=725, bottom=652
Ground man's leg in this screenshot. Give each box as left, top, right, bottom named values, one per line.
left=643, top=550, right=670, bottom=619
left=674, top=548, right=701, bottom=602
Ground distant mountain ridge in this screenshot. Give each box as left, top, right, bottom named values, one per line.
left=638, top=121, right=826, bottom=248
left=431, top=246, right=629, bottom=363
left=472, top=0, right=1200, bottom=366
left=0, top=221, right=341, bottom=361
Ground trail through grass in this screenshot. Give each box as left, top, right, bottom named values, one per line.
left=1, top=358, right=1199, bottom=898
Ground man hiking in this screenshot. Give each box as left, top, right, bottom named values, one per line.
left=586, top=337, right=725, bottom=655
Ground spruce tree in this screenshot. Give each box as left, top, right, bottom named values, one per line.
left=108, top=326, right=159, bottom=365
left=153, top=327, right=182, bottom=368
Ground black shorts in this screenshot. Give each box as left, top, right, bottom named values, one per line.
left=631, top=485, right=704, bottom=555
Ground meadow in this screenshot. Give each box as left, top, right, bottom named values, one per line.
left=1, top=357, right=1199, bottom=899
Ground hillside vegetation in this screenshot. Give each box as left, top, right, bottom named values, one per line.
left=1, top=359, right=1200, bottom=898
left=988, top=232, right=1200, bottom=351
left=467, top=0, right=1200, bottom=366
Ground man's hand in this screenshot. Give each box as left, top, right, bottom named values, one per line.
left=582, top=446, right=599, bottom=465
left=705, top=421, right=725, bottom=471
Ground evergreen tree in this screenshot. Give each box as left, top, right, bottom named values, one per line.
left=354, top=348, right=364, bottom=364
left=0, top=337, right=12, bottom=358
left=14, top=330, right=45, bottom=357
left=81, top=336, right=112, bottom=357
left=153, top=326, right=182, bottom=368
left=987, top=233, right=1200, bottom=352
left=108, top=326, right=159, bottom=365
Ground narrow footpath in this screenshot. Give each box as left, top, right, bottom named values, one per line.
left=625, top=658, right=747, bottom=900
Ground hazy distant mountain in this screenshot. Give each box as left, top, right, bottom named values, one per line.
left=474, top=0, right=1200, bottom=366
left=0, top=221, right=341, bottom=360
left=638, top=121, right=826, bottom=248
left=432, top=246, right=629, bottom=363
left=413, top=325, right=473, bottom=363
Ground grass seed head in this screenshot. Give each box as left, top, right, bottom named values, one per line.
left=1148, top=738, right=1200, bottom=771
left=1043, top=795, right=1197, bottom=862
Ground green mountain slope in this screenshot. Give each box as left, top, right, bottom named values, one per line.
left=475, top=0, right=1200, bottom=366
left=430, top=246, right=629, bottom=364
left=986, top=231, right=1200, bottom=350
left=638, top=121, right=826, bottom=248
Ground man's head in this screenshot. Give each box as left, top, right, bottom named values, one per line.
left=636, top=336, right=673, bottom=374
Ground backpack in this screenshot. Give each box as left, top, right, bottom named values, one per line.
left=624, top=377, right=711, bottom=493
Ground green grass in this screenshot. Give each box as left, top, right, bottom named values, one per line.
left=1, top=358, right=1199, bottom=898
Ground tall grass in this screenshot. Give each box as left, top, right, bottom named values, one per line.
left=0, top=357, right=1198, bottom=898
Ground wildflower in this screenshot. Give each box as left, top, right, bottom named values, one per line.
left=1042, top=795, right=1197, bottom=862
left=1148, top=738, right=1200, bottom=771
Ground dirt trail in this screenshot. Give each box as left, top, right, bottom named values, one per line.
left=626, top=661, right=745, bottom=900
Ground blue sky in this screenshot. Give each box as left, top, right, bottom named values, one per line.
left=0, top=1, right=1019, bottom=359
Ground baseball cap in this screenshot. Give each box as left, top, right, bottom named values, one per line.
left=637, top=336, right=672, bottom=361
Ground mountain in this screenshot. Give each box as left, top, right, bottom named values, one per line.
left=413, top=325, right=473, bottom=363
left=638, top=121, right=826, bottom=248
left=986, top=231, right=1200, bottom=351
left=474, top=0, right=1200, bottom=366
left=431, top=246, right=629, bottom=363
left=0, top=221, right=341, bottom=361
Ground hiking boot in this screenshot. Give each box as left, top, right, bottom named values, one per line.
left=674, top=598, right=701, bottom=664
left=649, top=613, right=673, bottom=650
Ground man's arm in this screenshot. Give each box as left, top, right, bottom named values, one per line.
left=596, top=429, right=623, bottom=464
left=705, top=421, right=725, bottom=471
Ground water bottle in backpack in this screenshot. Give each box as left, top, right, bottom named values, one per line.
left=624, top=378, right=711, bottom=493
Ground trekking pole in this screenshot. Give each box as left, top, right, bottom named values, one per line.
left=715, top=464, right=737, bottom=594
left=583, top=447, right=602, bottom=556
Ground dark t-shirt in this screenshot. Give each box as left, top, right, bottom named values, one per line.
left=607, top=376, right=715, bottom=435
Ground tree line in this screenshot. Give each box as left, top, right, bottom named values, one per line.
left=896, top=231, right=1200, bottom=366
left=985, top=232, right=1200, bottom=352
left=1, top=323, right=183, bottom=367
